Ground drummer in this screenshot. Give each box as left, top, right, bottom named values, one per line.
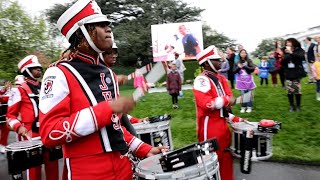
left=38, top=1, right=167, bottom=179
left=193, top=45, right=245, bottom=180
left=0, top=81, right=11, bottom=154
left=6, top=56, right=59, bottom=180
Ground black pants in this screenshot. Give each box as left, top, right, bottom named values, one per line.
left=278, top=68, right=286, bottom=87
left=171, top=93, right=179, bottom=104
left=260, top=78, right=268, bottom=85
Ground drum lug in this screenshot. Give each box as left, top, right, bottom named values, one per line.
left=26, top=150, right=30, bottom=158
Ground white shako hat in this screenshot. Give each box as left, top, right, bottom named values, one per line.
left=57, top=0, right=112, bottom=53
left=196, top=45, right=221, bottom=65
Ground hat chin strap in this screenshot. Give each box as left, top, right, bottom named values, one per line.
left=80, top=25, right=104, bottom=53
left=25, top=68, right=37, bottom=80
left=207, top=60, right=218, bottom=73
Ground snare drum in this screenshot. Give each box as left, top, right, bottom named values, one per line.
left=133, top=120, right=174, bottom=151
left=6, top=139, right=44, bottom=174
left=231, top=122, right=274, bottom=161
left=136, top=152, right=220, bottom=180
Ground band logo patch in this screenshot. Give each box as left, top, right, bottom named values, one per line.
left=44, top=79, right=53, bottom=94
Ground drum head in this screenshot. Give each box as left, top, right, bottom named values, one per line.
left=6, top=140, right=42, bottom=151
left=231, top=122, right=259, bottom=133
left=133, top=121, right=170, bottom=134
left=136, top=153, right=219, bottom=179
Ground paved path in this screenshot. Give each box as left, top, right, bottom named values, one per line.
left=148, top=84, right=193, bottom=93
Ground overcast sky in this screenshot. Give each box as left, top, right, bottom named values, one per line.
left=17, top=0, right=320, bottom=52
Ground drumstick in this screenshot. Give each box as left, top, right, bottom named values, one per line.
left=243, top=119, right=255, bottom=126
left=132, top=62, right=167, bottom=101
left=127, top=63, right=153, bottom=80
left=23, top=132, right=32, bottom=142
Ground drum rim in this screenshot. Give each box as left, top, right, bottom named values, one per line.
left=136, top=152, right=219, bottom=178
left=6, top=140, right=43, bottom=151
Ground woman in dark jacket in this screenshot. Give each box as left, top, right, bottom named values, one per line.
left=281, top=38, right=306, bottom=112
left=226, top=47, right=236, bottom=89
left=274, top=40, right=286, bottom=88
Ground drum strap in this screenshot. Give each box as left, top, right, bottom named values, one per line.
left=20, top=82, right=40, bottom=133
left=204, top=73, right=229, bottom=118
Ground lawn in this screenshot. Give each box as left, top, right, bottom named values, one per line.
left=117, top=61, right=320, bottom=164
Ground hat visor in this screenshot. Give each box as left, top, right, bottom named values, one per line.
left=86, top=14, right=112, bottom=26
left=209, top=58, right=223, bottom=62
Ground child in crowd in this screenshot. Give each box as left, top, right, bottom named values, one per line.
left=134, top=69, right=148, bottom=101
left=234, top=49, right=256, bottom=113
left=312, top=53, right=320, bottom=101
left=268, top=52, right=278, bottom=87
left=166, top=63, right=182, bottom=109
left=258, top=56, right=270, bottom=86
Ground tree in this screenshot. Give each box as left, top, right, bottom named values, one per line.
left=45, top=0, right=204, bottom=66
left=45, top=0, right=235, bottom=66
left=0, top=1, right=61, bottom=80
left=202, top=24, right=236, bottom=50
left=252, top=38, right=284, bottom=58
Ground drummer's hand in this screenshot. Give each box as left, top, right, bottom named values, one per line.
left=228, top=96, right=236, bottom=106
left=139, top=117, right=149, bottom=122
left=117, top=75, right=128, bottom=86
left=108, top=96, right=136, bottom=114
left=17, top=126, right=28, bottom=137
left=146, top=146, right=169, bottom=157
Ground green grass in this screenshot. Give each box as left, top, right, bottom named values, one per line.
left=120, top=67, right=320, bottom=164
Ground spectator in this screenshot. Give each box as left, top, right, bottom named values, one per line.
left=281, top=38, right=306, bottom=112
left=172, top=52, right=186, bottom=98
left=311, top=53, right=320, bottom=101
left=304, top=37, right=316, bottom=84
left=274, top=40, right=286, bottom=89
left=234, top=49, right=256, bottom=113
left=258, top=56, right=270, bottom=86
left=166, top=63, right=181, bottom=109
left=133, top=69, right=148, bottom=101
left=268, top=51, right=278, bottom=87
left=218, top=51, right=230, bottom=79
left=226, top=47, right=236, bottom=89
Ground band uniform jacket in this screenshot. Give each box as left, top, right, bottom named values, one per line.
left=193, top=70, right=241, bottom=149
left=6, top=79, right=41, bottom=134
left=39, top=52, right=152, bottom=159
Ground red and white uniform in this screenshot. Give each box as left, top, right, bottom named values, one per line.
left=39, top=52, right=152, bottom=180
left=193, top=70, right=241, bottom=180
left=6, top=79, right=59, bottom=180
left=0, top=88, right=9, bottom=146
left=127, top=114, right=141, bottom=124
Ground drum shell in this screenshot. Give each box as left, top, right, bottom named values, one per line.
left=0, top=103, right=8, bottom=123
left=135, top=153, right=220, bottom=180
left=133, top=121, right=174, bottom=151
left=6, top=145, right=44, bottom=174
left=47, top=146, right=63, bottom=161
left=231, top=122, right=273, bottom=161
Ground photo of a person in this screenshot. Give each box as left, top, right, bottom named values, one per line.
left=151, top=21, right=203, bottom=62
left=178, top=24, right=201, bottom=59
